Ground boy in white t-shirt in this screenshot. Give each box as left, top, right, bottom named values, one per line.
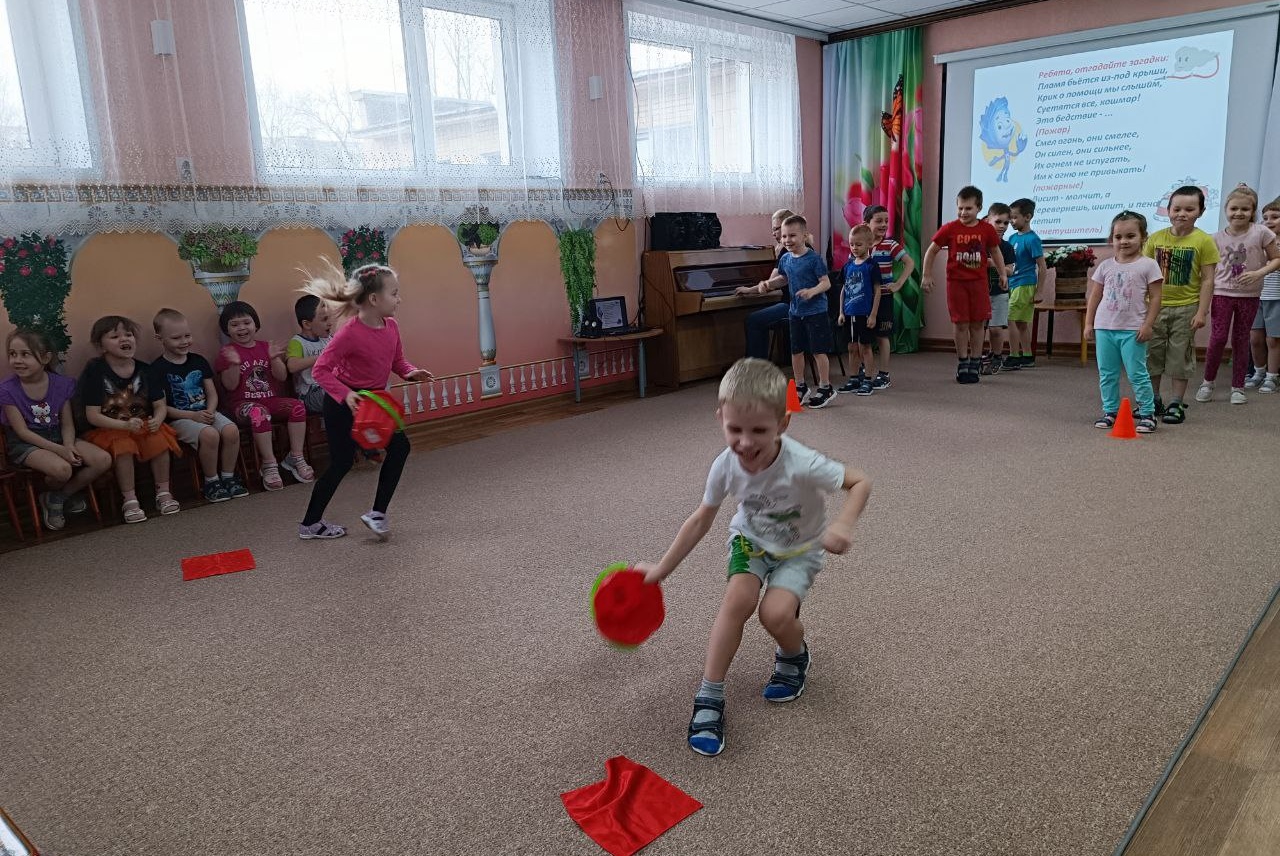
left=638, top=357, right=872, bottom=757
left=285, top=295, right=333, bottom=413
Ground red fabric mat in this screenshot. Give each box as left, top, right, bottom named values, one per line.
left=561, top=756, right=701, bottom=856
left=181, top=549, right=255, bottom=581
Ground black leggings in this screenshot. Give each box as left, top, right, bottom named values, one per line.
left=301, top=392, right=410, bottom=525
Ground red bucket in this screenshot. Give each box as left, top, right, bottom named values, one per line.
left=351, top=391, right=406, bottom=450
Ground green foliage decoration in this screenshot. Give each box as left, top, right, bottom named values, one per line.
left=177, top=227, right=259, bottom=271
left=558, top=228, right=596, bottom=330
left=0, top=233, right=73, bottom=354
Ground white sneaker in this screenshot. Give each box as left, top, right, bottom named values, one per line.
left=361, top=511, right=390, bottom=540
left=1245, top=371, right=1266, bottom=389
left=1194, top=382, right=1214, bottom=403
left=1230, top=388, right=1247, bottom=405
left=1260, top=375, right=1277, bottom=394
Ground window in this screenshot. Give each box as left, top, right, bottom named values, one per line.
left=0, top=0, right=94, bottom=179
left=625, top=2, right=797, bottom=193
left=238, top=0, right=559, bottom=182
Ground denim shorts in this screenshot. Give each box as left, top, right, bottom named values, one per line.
left=727, top=534, right=823, bottom=602
left=789, top=313, right=834, bottom=355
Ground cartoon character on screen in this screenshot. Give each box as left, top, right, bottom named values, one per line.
left=978, top=96, right=1027, bottom=183
left=1168, top=46, right=1220, bottom=80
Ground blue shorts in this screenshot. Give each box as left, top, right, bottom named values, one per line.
left=789, top=313, right=833, bottom=355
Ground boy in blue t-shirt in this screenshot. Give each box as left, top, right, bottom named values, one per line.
left=1006, top=198, right=1046, bottom=368
left=837, top=225, right=882, bottom=396
left=751, top=214, right=836, bottom=408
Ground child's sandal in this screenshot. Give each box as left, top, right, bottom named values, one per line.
left=155, top=491, right=180, bottom=515
left=687, top=696, right=726, bottom=757
left=281, top=455, right=315, bottom=483
left=122, top=499, right=147, bottom=524
left=261, top=463, right=284, bottom=491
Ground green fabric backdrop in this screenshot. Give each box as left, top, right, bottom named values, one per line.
left=828, top=29, right=925, bottom=353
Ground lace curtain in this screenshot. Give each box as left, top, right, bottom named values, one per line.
left=623, top=0, right=801, bottom=218
left=0, top=0, right=625, bottom=236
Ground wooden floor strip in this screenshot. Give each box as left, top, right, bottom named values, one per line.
left=1119, top=583, right=1280, bottom=856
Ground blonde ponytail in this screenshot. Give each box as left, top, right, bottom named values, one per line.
left=299, top=257, right=396, bottom=318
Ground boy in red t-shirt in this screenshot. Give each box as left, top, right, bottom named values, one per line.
left=922, top=186, right=1007, bottom=383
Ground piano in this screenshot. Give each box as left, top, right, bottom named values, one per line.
left=642, top=247, right=781, bottom=388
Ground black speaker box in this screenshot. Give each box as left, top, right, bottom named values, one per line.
left=649, top=212, right=722, bottom=251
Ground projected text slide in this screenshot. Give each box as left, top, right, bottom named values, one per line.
left=970, top=30, right=1233, bottom=240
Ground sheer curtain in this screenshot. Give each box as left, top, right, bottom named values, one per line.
left=0, top=0, right=627, bottom=236
left=623, top=0, right=801, bottom=218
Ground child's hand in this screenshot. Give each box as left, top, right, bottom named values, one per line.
left=147, top=417, right=162, bottom=434
left=58, top=446, right=81, bottom=465
left=837, top=314, right=846, bottom=325
left=269, top=341, right=287, bottom=361
left=796, top=288, right=813, bottom=301
left=634, top=561, right=668, bottom=586
left=1137, top=324, right=1153, bottom=343
left=126, top=417, right=144, bottom=433
left=866, top=316, right=876, bottom=329
left=735, top=285, right=753, bottom=296
left=345, top=390, right=363, bottom=412
left=1192, top=312, right=1207, bottom=330
left=220, top=345, right=240, bottom=365
left=1239, top=270, right=1264, bottom=287
left=820, top=525, right=853, bottom=555
left=198, top=409, right=216, bottom=424
left=405, top=369, right=434, bottom=382
left=921, top=276, right=933, bottom=293
left=1083, top=324, right=1094, bottom=341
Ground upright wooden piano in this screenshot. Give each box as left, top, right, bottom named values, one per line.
left=642, top=247, right=781, bottom=388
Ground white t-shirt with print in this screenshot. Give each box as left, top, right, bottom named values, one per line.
left=702, top=434, right=846, bottom=556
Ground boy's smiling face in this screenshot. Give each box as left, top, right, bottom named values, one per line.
left=956, top=196, right=980, bottom=224
left=157, top=317, right=192, bottom=357
left=718, top=401, right=788, bottom=474
left=1168, top=193, right=1203, bottom=235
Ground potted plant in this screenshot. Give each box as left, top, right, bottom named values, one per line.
left=340, top=226, right=388, bottom=275
left=178, top=226, right=259, bottom=310
left=457, top=221, right=500, bottom=255
left=558, top=228, right=596, bottom=332
left=0, top=233, right=72, bottom=357
left=1045, top=244, right=1097, bottom=302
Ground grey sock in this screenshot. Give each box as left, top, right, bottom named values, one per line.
left=691, top=680, right=724, bottom=738
left=698, top=678, right=724, bottom=701
left=774, top=643, right=806, bottom=677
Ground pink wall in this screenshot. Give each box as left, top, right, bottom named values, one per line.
left=920, top=0, right=1252, bottom=343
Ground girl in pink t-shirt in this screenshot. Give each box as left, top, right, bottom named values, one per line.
left=1085, top=211, right=1164, bottom=433
left=1197, top=184, right=1280, bottom=404
left=214, top=300, right=314, bottom=491
left=297, top=260, right=432, bottom=541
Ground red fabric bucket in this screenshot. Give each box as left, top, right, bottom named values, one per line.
left=351, top=391, right=406, bottom=449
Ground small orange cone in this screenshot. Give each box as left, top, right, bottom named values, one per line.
left=1110, top=397, right=1138, bottom=439
left=786, top=380, right=804, bottom=413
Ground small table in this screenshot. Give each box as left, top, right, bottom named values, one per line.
left=1032, top=300, right=1089, bottom=366
left=560, top=328, right=664, bottom=403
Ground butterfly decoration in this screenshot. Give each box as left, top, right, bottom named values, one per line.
left=880, top=74, right=903, bottom=143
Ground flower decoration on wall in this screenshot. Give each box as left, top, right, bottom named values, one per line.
left=178, top=227, right=259, bottom=272
left=340, top=226, right=388, bottom=275
left=0, top=233, right=73, bottom=353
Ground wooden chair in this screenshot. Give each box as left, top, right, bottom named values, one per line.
left=0, top=464, right=25, bottom=541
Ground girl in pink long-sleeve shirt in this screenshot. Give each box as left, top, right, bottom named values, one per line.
left=298, top=260, right=432, bottom=540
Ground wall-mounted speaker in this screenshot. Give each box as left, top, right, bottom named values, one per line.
left=649, top=212, right=722, bottom=251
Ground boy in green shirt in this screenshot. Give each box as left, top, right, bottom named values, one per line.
left=1142, top=186, right=1219, bottom=424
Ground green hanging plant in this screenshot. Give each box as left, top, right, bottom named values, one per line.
left=0, top=233, right=73, bottom=354
left=558, top=228, right=596, bottom=331
left=177, top=227, right=259, bottom=272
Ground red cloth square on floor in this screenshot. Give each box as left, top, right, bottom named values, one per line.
left=561, top=756, right=701, bottom=856
left=182, top=549, right=255, bottom=581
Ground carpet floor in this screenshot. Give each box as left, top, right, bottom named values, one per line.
left=2, top=352, right=1277, bottom=856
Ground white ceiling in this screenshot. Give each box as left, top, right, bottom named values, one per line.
left=692, top=0, right=992, bottom=34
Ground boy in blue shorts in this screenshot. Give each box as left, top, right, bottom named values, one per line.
left=750, top=215, right=836, bottom=408
left=837, top=225, right=882, bottom=395
left=1006, top=198, right=1046, bottom=369
left=638, top=357, right=872, bottom=756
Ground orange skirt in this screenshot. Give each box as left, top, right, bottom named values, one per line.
left=85, top=424, right=182, bottom=461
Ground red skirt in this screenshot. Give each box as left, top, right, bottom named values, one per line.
left=85, top=424, right=182, bottom=461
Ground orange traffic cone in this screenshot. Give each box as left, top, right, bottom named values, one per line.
left=786, top=379, right=804, bottom=414
left=1110, top=397, right=1138, bottom=439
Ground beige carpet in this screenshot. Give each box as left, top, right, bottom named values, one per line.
left=2, top=353, right=1277, bottom=856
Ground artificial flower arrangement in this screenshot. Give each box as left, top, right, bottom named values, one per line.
left=177, top=227, right=259, bottom=272
left=1044, top=244, right=1098, bottom=272
left=0, top=233, right=72, bottom=353
left=340, top=226, right=388, bottom=275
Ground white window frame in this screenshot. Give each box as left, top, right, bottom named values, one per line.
left=626, top=11, right=790, bottom=187
left=236, top=0, right=560, bottom=185
left=0, top=0, right=98, bottom=181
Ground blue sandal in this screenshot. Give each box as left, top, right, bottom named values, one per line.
left=763, top=644, right=811, bottom=703
left=687, top=697, right=725, bottom=756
